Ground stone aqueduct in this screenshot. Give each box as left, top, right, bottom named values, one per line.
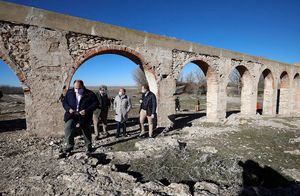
left=0, top=1, right=299, bottom=136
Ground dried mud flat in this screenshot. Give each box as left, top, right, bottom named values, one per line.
left=0, top=113, right=300, bottom=195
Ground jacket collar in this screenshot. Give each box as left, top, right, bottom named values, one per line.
left=119, top=94, right=127, bottom=99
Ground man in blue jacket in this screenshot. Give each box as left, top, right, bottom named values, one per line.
left=62, top=80, right=99, bottom=154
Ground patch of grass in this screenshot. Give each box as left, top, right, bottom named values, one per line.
left=215, top=127, right=300, bottom=171
left=124, top=149, right=242, bottom=185
left=272, top=119, right=297, bottom=129
left=111, top=137, right=139, bottom=152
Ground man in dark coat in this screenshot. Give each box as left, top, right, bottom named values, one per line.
left=62, top=80, right=99, bottom=154
left=139, top=84, right=157, bottom=138
left=93, top=85, right=111, bottom=139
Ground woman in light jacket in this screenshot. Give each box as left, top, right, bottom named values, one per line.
left=113, top=88, right=131, bottom=137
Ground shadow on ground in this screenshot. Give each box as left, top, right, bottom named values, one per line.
left=0, top=118, right=26, bottom=132
left=168, top=112, right=205, bottom=130
left=239, top=160, right=300, bottom=195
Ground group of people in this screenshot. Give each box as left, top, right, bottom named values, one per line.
left=62, top=80, right=157, bottom=154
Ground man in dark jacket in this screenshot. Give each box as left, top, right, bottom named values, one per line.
left=139, top=84, right=157, bottom=138
left=93, top=85, right=111, bottom=139
left=62, top=80, right=99, bottom=154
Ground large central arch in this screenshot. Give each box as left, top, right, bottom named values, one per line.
left=65, top=45, right=158, bottom=96
left=177, top=58, right=219, bottom=121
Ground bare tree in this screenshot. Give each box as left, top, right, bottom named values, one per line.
left=177, top=72, right=184, bottom=83
left=133, top=67, right=148, bottom=87
left=229, top=69, right=241, bottom=95
left=175, top=69, right=207, bottom=94
left=195, top=69, right=205, bottom=85
left=184, top=72, right=195, bottom=84
left=257, top=74, right=264, bottom=96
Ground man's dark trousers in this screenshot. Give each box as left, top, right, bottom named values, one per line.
left=64, top=115, right=92, bottom=149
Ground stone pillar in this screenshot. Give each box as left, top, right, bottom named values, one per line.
left=240, top=72, right=257, bottom=116
left=278, top=73, right=290, bottom=116
left=206, top=68, right=226, bottom=122
left=262, top=79, right=277, bottom=116
left=291, top=74, right=300, bottom=116
left=278, top=89, right=290, bottom=116
left=156, top=77, right=176, bottom=127
left=258, top=69, right=277, bottom=116
left=25, top=26, right=74, bottom=136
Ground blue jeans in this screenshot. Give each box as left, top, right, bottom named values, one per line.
left=116, top=121, right=126, bottom=136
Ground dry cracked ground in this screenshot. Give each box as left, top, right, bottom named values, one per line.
left=1, top=112, right=300, bottom=195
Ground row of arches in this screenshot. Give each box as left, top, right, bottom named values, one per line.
left=1, top=45, right=300, bottom=132
left=176, top=59, right=300, bottom=120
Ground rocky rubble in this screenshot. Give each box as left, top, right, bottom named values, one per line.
left=1, top=115, right=300, bottom=195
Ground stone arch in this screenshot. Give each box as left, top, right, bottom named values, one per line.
left=65, top=45, right=158, bottom=96
left=226, top=65, right=256, bottom=116
left=277, top=71, right=290, bottom=115
left=177, top=58, right=219, bottom=121
left=0, top=50, right=28, bottom=91
left=257, top=68, right=276, bottom=115
left=0, top=50, right=29, bottom=131
left=292, top=73, right=300, bottom=116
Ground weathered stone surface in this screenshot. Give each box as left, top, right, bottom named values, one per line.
left=194, top=181, right=219, bottom=195
left=0, top=1, right=300, bottom=136
left=133, top=181, right=191, bottom=196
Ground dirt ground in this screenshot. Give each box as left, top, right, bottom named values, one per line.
left=0, top=89, right=300, bottom=195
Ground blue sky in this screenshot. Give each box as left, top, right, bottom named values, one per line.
left=1, top=0, right=299, bottom=86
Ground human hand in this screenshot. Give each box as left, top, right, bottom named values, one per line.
left=79, top=110, right=85, bottom=115
left=151, top=114, right=155, bottom=118
left=69, top=109, right=74, bottom=114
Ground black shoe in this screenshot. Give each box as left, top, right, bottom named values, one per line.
left=86, top=147, right=94, bottom=155
left=95, top=135, right=100, bottom=140
left=115, top=135, right=120, bottom=138
left=62, top=146, right=73, bottom=154
left=138, top=134, right=146, bottom=138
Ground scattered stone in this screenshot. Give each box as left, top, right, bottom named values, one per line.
left=87, top=157, right=99, bottom=167
left=198, top=146, right=218, bottom=154
left=194, top=181, right=219, bottom=195
left=289, top=137, right=300, bottom=144
left=281, top=168, right=300, bottom=182
left=134, top=181, right=191, bottom=196
left=284, top=149, right=300, bottom=156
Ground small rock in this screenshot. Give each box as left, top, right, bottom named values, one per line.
left=194, top=181, right=219, bottom=195
left=284, top=149, right=300, bottom=156
left=198, top=146, right=218, bottom=154
left=29, top=175, right=43, bottom=181
left=73, top=152, right=86, bottom=160
left=281, top=168, right=300, bottom=182
left=87, top=157, right=98, bottom=166
left=289, top=137, right=300, bottom=144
